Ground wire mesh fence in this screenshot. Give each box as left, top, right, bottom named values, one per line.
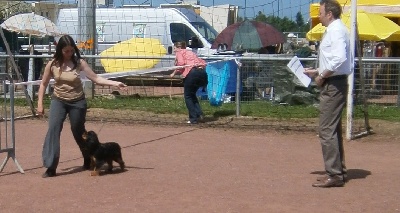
left=3, top=54, right=398, bottom=140
left=1, top=1, right=399, bottom=140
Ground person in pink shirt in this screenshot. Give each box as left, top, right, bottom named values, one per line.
left=170, top=41, right=208, bottom=124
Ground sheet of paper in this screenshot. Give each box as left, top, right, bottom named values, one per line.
left=286, top=56, right=311, bottom=87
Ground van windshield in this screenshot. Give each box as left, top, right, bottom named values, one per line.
left=190, top=22, right=218, bottom=44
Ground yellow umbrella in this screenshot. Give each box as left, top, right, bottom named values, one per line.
left=100, top=38, right=167, bottom=73
left=306, top=11, right=400, bottom=41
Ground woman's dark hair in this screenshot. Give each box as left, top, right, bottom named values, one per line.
left=320, top=0, right=342, bottom=19
left=51, top=35, right=81, bottom=69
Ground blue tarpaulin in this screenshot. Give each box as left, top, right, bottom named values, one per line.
left=197, top=59, right=239, bottom=106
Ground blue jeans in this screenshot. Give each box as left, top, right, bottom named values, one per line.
left=183, top=68, right=208, bottom=123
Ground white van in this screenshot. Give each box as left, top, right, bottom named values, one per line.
left=57, top=7, right=218, bottom=56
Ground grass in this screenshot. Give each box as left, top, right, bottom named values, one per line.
left=86, top=96, right=321, bottom=119
left=13, top=96, right=400, bottom=122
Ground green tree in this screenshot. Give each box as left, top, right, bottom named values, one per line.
left=295, top=12, right=305, bottom=27
left=0, top=1, right=32, bottom=20
left=280, top=17, right=298, bottom=32
left=254, top=11, right=267, bottom=23
left=263, top=15, right=297, bottom=33
left=0, top=2, right=33, bottom=52
left=265, top=15, right=281, bottom=29
left=295, top=12, right=310, bottom=37
left=251, top=11, right=310, bottom=37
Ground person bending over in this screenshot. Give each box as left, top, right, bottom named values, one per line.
left=170, top=41, right=207, bottom=124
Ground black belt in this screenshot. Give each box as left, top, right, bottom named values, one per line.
left=325, top=75, right=347, bottom=82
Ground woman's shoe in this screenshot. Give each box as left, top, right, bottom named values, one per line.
left=42, top=169, right=56, bottom=178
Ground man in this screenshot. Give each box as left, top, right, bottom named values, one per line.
left=304, top=0, right=352, bottom=188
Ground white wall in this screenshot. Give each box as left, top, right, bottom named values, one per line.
left=200, top=4, right=238, bottom=33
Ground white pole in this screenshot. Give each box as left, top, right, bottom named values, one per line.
left=78, top=0, right=95, bottom=98
left=346, top=0, right=357, bottom=140
left=28, top=43, right=34, bottom=100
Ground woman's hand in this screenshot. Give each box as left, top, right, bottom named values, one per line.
left=115, top=82, right=128, bottom=91
left=170, top=70, right=177, bottom=78
left=37, top=105, right=45, bottom=117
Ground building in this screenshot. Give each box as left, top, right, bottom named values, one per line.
left=309, top=0, right=400, bottom=27
left=159, top=2, right=238, bottom=33
left=199, top=5, right=238, bottom=33
left=32, top=2, right=76, bottom=23
left=97, top=0, right=114, bottom=8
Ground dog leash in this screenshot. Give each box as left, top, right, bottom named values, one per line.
left=96, top=119, right=106, bottom=134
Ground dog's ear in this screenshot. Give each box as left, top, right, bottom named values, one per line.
left=82, top=131, right=88, bottom=141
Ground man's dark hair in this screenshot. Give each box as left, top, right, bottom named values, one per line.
left=320, top=0, right=342, bottom=19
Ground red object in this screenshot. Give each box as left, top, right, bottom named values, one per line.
left=375, top=44, right=383, bottom=57
left=211, top=20, right=285, bottom=50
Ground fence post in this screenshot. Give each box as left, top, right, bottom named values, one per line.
left=235, top=60, right=241, bottom=117
left=78, top=0, right=96, bottom=99
left=397, top=66, right=400, bottom=107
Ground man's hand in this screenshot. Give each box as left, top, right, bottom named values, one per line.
left=304, top=68, right=325, bottom=87
left=315, top=75, right=325, bottom=87
left=303, top=68, right=318, bottom=78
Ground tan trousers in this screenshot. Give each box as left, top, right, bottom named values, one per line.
left=318, top=77, right=348, bottom=177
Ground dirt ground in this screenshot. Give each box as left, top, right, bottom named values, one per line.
left=0, top=118, right=399, bottom=212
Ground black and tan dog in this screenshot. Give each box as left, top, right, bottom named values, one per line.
left=82, top=130, right=125, bottom=176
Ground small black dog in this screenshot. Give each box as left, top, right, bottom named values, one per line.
left=82, top=130, right=125, bottom=176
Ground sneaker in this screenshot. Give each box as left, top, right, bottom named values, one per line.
left=186, top=120, right=198, bottom=124
left=42, top=168, right=56, bottom=178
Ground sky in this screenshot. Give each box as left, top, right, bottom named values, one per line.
left=40, top=0, right=319, bottom=21
left=117, top=0, right=319, bottom=20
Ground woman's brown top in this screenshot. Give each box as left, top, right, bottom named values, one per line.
left=51, top=62, right=84, bottom=101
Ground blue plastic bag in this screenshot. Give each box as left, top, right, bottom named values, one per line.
left=206, top=61, right=232, bottom=106
left=196, top=59, right=239, bottom=106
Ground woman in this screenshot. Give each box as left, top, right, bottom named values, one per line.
left=37, top=35, right=127, bottom=178
left=170, top=41, right=208, bottom=124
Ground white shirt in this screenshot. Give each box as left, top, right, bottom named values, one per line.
left=319, top=19, right=352, bottom=76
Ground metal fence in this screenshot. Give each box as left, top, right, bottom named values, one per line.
left=90, top=55, right=400, bottom=107
left=90, top=56, right=398, bottom=107
left=0, top=54, right=399, bottom=138
left=0, top=73, right=24, bottom=174
left=1, top=54, right=399, bottom=103
left=355, top=58, right=400, bottom=106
